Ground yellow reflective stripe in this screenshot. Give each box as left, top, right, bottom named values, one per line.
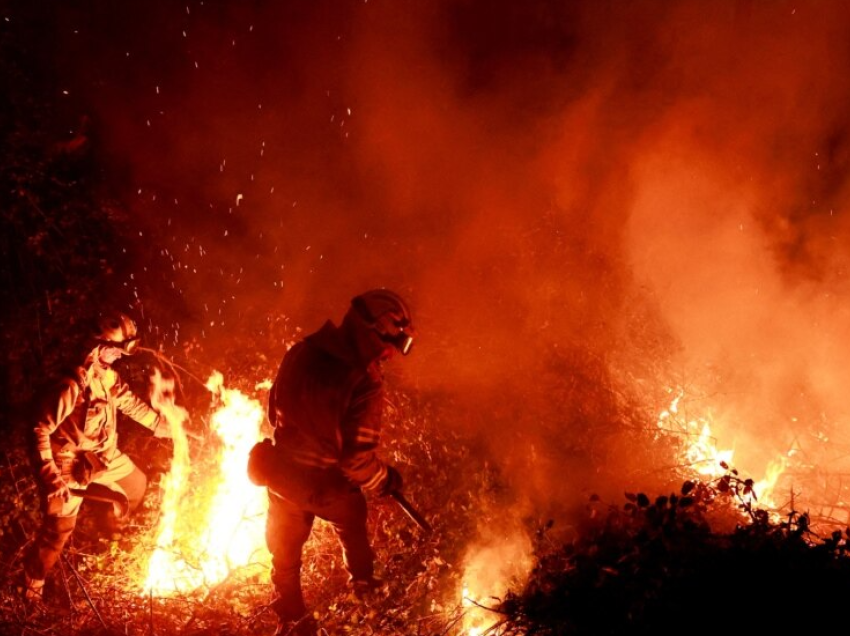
left=355, top=432, right=380, bottom=444
left=139, top=410, right=158, bottom=428
left=362, top=464, right=387, bottom=491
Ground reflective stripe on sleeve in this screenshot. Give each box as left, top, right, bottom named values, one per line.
left=354, top=427, right=380, bottom=445
left=361, top=463, right=387, bottom=492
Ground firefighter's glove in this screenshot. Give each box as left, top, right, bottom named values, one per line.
left=379, top=465, right=403, bottom=497
left=247, top=438, right=276, bottom=487
left=39, top=460, right=70, bottom=502
left=72, top=451, right=107, bottom=485
left=151, top=414, right=172, bottom=439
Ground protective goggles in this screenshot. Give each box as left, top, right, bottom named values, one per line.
left=98, top=336, right=140, bottom=355
left=379, top=328, right=414, bottom=356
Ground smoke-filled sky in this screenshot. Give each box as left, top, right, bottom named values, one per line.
left=15, top=0, right=850, bottom=509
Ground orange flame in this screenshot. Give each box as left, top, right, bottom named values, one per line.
left=460, top=531, right=532, bottom=635
left=142, top=370, right=269, bottom=594
left=658, top=388, right=789, bottom=513
left=751, top=455, right=789, bottom=509
left=657, top=391, right=734, bottom=478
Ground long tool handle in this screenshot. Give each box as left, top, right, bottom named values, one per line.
left=391, top=491, right=433, bottom=534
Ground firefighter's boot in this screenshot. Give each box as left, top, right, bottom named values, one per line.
left=23, top=514, right=78, bottom=600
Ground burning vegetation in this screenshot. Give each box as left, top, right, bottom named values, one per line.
left=6, top=1, right=850, bottom=634
left=3, top=339, right=850, bottom=635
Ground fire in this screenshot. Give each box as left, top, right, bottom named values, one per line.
left=460, top=531, right=532, bottom=635
left=142, top=370, right=270, bottom=594
left=452, top=386, right=801, bottom=633
left=462, top=584, right=484, bottom=636
left=752, top=455, right=788, bottom=509
left=144, top=368, right=194, bottom=592
left=657, top=388, right=789, bottom=512
left=657, top=391, right=733, bottom=478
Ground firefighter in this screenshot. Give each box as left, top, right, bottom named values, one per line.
left=23, top=312, right=171, bottom=601
left=249, top=289, right=415, bottom=636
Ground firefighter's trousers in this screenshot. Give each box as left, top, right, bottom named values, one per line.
left=266, top=478, right=374, bottom=622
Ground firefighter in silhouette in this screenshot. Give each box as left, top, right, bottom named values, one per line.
left=249, top=289, right=415, bottom=636
left=23, top=312, right=171, bottom=601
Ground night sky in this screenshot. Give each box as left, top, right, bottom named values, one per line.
left=7, top=0, right=850, bottom=512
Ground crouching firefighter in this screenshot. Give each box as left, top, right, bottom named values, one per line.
left=23, top=312, right=171, bottom=601
left=248, top=289, right=415, bottom=636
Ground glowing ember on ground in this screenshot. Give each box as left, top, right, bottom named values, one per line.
left=142, top=371, right=270, bottom=594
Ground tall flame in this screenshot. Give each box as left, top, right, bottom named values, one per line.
left=144, top=368, right=193, bottom=592
left=142, top=370, right=270, bottom=594
left=199, top=371, right=269, bottom=579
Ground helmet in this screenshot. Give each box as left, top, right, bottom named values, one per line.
left=350, top=289, right=415, bottom=355
left=94, top=312, right=140, bottom=355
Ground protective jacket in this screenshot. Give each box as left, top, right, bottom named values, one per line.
left=33, top=357, right=160, bottom=467
left=268, top=320, right=388, bottom=493
left=25, top=352, right=158, bottom=584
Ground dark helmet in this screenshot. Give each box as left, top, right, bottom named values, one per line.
left=350, top=289, right=415, bottom=355
left=94, top=312, right=140, bottom=355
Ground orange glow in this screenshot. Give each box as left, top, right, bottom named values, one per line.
left=752, top=455, right=789, bottom=509
left=657, top=388, right=788, bottom=511
left=460, top=532, right=532, bottom=636
left=657, top=391, right=733, bottom=478
left=142, top=371, right=270, bottom=594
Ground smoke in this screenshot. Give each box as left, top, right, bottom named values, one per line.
left=622, top=2, right=850, bottom=482
left=30, top=1, right=850, bottom=517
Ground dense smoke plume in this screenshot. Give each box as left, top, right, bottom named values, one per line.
left=26, top=1, right=850, bottom=517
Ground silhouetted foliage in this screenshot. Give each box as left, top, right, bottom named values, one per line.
left=498, top=469, right=850, bottom=635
